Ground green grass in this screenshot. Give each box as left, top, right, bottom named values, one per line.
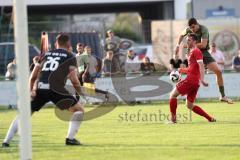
left=0, top=102, right=240, bottom=160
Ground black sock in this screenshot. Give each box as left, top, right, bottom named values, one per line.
left=219, top=86, right=225, bottom=97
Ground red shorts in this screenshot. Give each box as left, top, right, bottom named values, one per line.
left=176, top=79, right=200, bottom=103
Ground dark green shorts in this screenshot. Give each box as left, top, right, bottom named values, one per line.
left=201, top=50, right=215, bottom=65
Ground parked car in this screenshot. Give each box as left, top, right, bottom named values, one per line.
left=0, top=42, right=40, bottom=75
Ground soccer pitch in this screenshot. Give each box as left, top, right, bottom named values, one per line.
left=0, top=101, right=240, bottom=160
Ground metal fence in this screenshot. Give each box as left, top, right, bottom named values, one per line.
left=1, top=18, right=240, bottom=77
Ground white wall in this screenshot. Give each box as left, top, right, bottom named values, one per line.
left=0, top=72, right=239, bottom=106
left=174, top=0, right=191, bottom=19
left=192, top=0, right=240, bottom=19
left=0, top=0, right=172, bottom=6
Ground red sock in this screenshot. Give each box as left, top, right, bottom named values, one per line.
left=169, top=98, right=177, bottom=122
left=192, top=105, right=213, bottom=121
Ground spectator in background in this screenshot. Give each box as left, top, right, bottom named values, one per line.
left=210, top=43, right=225, bottom=72
left=232, top=50, right=240, bottom=72
left=125, top=49, right=140, bottom=73
left=169, top=54, right=182, bottom=72
left=140, top=56, right=155, bottom=74
left=76, top=45, right=89, bottom=86
left=105, top=29, right=123, bottom=70
left=87, top=46, right=99, bottom=80
left=5, top=58, right=16, bottom=80
left=77, top=46, right=109, bottom=100
left=95, top=57, right=102, bottom=78
left=105, top=29, right=121, bottom=53
left=76, top=46, right=98, bottom=83
left=102, top=50, right=120, bottom=75
left=76, top=43, right=84, bottom=56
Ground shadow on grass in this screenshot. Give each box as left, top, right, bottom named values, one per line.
left=77, top=143, right=240, bottom=148
left=4, top=142, right=240, bottom=150
left=134, top=120, right=240, bottom=125
left=1, top=142, right=240, bottom=155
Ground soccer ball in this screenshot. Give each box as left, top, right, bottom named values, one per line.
left=169, top=70, right=181, bottom=83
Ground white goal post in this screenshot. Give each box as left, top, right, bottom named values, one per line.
left=13, top=0, right=32, bottom=159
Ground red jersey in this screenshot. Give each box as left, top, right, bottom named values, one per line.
left=185, top=48, right=203, bottom=84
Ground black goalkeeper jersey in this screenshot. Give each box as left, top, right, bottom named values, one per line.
left=37, top=48, right=77, bottom=92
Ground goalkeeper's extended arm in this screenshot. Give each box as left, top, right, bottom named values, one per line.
left=29, top=64, right=41, bottom=91
left=69, top=67, right=82, bottom=96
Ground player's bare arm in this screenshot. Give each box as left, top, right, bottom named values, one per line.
left=29, top=64, right=41, bottom=91
left=175, top=34, right=185, bottom=55
left=198, top=61, right=208, bottom=87
left=196, top=38, right=208, bottom=49
left=69, top=66, right=82, bottom=95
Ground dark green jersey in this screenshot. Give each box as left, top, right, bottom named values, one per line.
left=182, top=24, right=210, bottom=50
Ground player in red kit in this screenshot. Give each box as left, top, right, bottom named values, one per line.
left=169, top=33, right=216, bottom=123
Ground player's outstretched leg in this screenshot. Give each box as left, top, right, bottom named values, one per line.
left=66, top=103, right=84, bottom=145
left=187, top=101, right=215, bottom=122
left=207, top=62, right=233, bottom=104
left=2, top=116, right=19, bottom=148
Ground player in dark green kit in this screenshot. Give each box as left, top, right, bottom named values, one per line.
left=175, top=18, right=233, bottom=104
